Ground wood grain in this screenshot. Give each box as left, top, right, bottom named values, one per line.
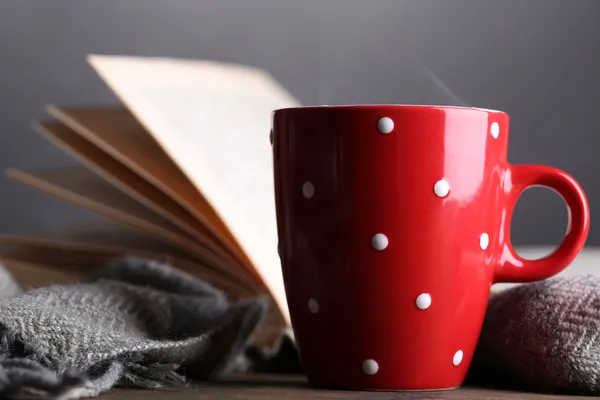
left=97, top=374, right=582, bottom=399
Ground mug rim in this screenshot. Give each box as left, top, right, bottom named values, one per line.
left=273, top=104, right=506, bottom=115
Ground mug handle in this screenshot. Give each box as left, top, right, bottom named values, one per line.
left=494, top=164, right=590, bottom=283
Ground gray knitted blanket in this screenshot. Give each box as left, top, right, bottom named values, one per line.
left=469, top=274, right=600, bottom=395
left=1, top=256, right=599, bottom=397
left=0, top=257, right=269, bottom=399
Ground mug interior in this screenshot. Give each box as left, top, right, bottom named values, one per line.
left=273, top=104, right=506, bottom=114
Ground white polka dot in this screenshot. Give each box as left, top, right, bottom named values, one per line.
left=433, top=179, right=450, bottom=198
left=270, top=129, right=274, bottom=145
left=362, top=359, right=379, bottom=375
left=490, top=122, right=500, bottom=139
left=371, top=233, right=388, bottom=251
left=377, top=117, right=394, bottom=134
left=308, top=298, right=319, bottom=314
left=479, top=233, right=489, bottom=250
left=453, top=350, right=463, bottom=366
left=416, top=293, right=432, bottom=310
left=302, top=182, right=315, bottom=199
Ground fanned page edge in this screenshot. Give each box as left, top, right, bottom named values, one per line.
left=0, top=234, right=256, bottom=298
left=32, top=121, right=248, bottom=277
left=87, top=54, right=299, bottom=325
left=42, top=107, right=256, bottom=280
left=4, top=167, right=231, bottom=273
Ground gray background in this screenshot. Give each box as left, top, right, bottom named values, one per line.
left=0, top=0, right=597, bottom=246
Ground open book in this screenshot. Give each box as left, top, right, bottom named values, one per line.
left=0, top=55, right=301, bottom=348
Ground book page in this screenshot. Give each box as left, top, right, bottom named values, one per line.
left=34, top=121, right=237, bottom=267
left=2, top=219, right=193, bottom=256
left=1, top=243, right=249, bottom=297
left=88, top=55, right=301, bottom=324
left=0, top=220, right=254, bottom=295
left=0, top=218, right=255, bottom=295
left=45, top=106, right=253, bottom=276
left=6, top=167, right=234, bottom=273
left=0, top=218, right=248, bottom=284
left=0, top=256, right=79, bottom=288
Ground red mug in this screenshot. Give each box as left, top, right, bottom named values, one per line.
left=271, top=105, right=590, bottom=391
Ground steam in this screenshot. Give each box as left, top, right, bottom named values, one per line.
left=421, top=64, right=469, bottom=107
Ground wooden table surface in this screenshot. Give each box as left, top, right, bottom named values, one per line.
left=98, top=374, right=585, bottom=399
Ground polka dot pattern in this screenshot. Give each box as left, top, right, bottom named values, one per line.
left=453, top=350, right=463, bottom=366
left=302, top=182, right=315, bottom=199
left=308, top=298, right=319, bottom=314
left=479, top=233, right=489, bottom=250
left=377, top=117, right=394, bottom=134
left=371, top=234, right=389, bottom=251
left=298, top=116, right=482, bottom=373
left=362, top=359, right=379, bottom=375
left=416, top=293, right=432, bottom=310
left=490, top=122, right=500, bottom=139
left=433, top=179, right=450, bottom=198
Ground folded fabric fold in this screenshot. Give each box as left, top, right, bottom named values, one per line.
left=470, top=274, right=600, bottom=395
left=0, top=257, right=268, bottom=399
